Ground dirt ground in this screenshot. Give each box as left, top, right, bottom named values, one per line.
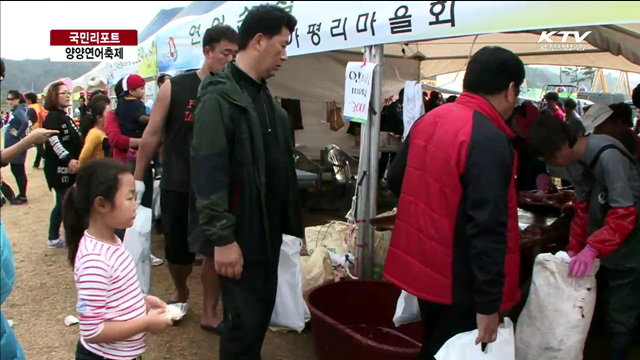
left=2, top=150, right=639, bottom=359
left=1, top=150, right=317, bottom=360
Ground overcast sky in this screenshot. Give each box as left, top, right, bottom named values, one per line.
left=0, top=1, right=192, bottom=60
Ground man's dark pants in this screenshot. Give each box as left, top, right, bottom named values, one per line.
left=598, top=265, right=640, bottom=356
left=418, top=300, right=477, bottom=360
left=219, top=253, right=280, bottom=360
left=33, top=144, right=44, bottom=168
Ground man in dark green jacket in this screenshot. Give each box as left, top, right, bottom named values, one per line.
left=191, top=4, right=303, bottom=359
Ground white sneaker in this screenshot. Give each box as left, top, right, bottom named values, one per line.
left=151, top=254, right=164, bottom=266
left=48, top=237, right=66, bottom=249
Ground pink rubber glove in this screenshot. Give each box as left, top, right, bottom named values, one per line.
left=568, top=245, right=598, bottom=277
left=567, top=250, right=577, bottom=258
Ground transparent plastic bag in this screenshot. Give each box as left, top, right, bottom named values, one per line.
left=123, top=205, right=152, bottom=295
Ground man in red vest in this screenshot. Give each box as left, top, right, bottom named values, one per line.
left=385, top=46, right=524, bottom=359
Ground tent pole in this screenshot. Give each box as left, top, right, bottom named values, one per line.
left=365, top=44, right=384, bottom=280
left=355, top=46, right=372, bottom=279
left=354, top=44, right=384, bottom=280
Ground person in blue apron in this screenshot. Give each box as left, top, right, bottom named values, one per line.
left=1, top=221, right=26, bottom=360
left=529, top=111, right=640, bottom=360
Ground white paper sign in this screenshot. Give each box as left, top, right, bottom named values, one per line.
left=344, top=62, right=377, bottom=123
left=402, top=81, right=425, bottom=139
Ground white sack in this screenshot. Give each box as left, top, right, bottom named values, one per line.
left=515, top=252, right=600, bottom=360
left=301, top=246, right=333, bottom=293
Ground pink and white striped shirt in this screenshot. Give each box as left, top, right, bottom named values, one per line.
left=74, top=231, right=147, bottom=359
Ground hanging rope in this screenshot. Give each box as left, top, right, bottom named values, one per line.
left=344, top=166, right=369, bottom=280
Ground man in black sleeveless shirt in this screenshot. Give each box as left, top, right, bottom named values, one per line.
left=134, top=25, right=238, bottom=334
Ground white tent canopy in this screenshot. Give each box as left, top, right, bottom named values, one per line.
left=72, top=1, right=638, bottom=155
left=73, top=2, right=640, bottom=91
left=71, top=63, right=107, bottom=92
left=378, top=23, right=640, bottom=77
left=67, top=1, right=640, bottom=153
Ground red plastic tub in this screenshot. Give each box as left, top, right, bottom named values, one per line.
left=305, top=280, right=423, bottom=360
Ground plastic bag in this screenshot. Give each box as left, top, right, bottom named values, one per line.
left=435, top=318, right=516, bottom=360
left=393, top=290, right=421, bottom=327
left=270, top=235, right=310, bottom=332
left=152, top=179, right=161, bottom=220
left=515, top=251, right=599, bottom=360
left=123, top=205, right=152, bottom=295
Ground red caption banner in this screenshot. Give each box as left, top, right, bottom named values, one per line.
left=50, top=30, right=138, bottom=46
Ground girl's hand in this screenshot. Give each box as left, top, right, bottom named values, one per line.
left=145, top=295, right=167, bottom=312
left=146, top=308, right=172, bottom=334
left=9, top=128, right=17, bottom=136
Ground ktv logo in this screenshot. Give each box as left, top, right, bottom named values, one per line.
left=537, top=30, right=592, bottom=52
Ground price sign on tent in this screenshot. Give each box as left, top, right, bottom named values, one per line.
left=344, top=61, right=377, bottom=124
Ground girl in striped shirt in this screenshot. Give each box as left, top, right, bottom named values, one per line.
left=62, top=158, right=172, bottom=360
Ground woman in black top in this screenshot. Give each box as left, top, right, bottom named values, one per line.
left=42, top=82, right=82, bottom=249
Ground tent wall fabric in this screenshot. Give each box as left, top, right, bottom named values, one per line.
left=268, top=52, right=419, bottom=102
left=422, top=51, right=640, bottom=78
left=268, top=51, right=419, bottom=155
